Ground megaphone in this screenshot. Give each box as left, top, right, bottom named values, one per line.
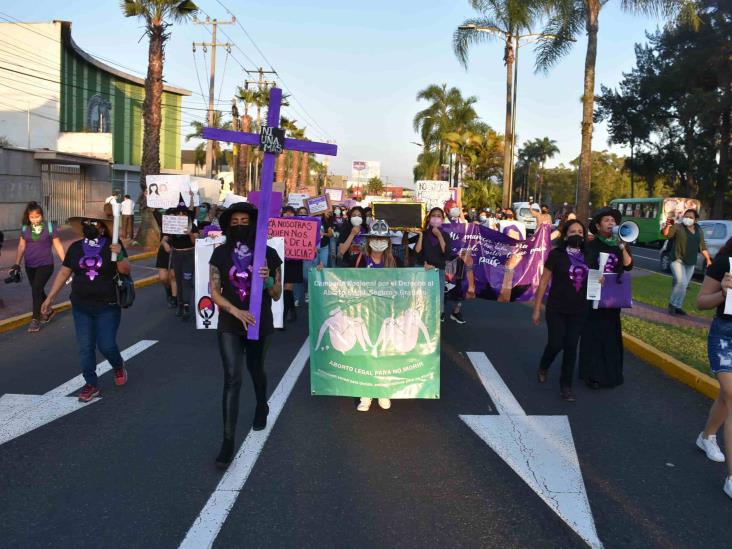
left=612, top=221, right=639, bottom=243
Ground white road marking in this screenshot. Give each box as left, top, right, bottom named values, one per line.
left=179, top=339, right=310, bottom=549
left=0, top=340, right=157, bottom=446
left=461, top=352, right=603, bottom=549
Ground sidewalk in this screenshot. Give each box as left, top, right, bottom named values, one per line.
left=623, top=301, right=712, bottom=329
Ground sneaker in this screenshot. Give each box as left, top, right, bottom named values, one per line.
left=114, top=366, right=128, bottom=387
left=41, top=308, right=56, bottom=324
left=675, top=307, right=688, bottom=316
left=78, top=384, right=100, bottom=403
left=668, top=305, right=676, bottom=316
left=696, top=432, right=725, bottom=462
left=537, top=368, right=548, bottom=383
left=378, top=398, right=391, bottom=410
left=27, top=319, right=41, bottom=333
left=450, top=311, right=467, bottom=324
left=560, top=387, right=577, bottom=402
left=356, top=398, right=372, bottom=412
left=724, top=477, right=732, bottom=500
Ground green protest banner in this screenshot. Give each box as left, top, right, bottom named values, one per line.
left=309, top=268, right=441, bottom=399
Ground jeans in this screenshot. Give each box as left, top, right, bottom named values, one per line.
left=72, top=302, right=123, bottom=386
left=26, top=264, right=53, bottom=320
left=217, top=332, right=270, bottom=440
left=540, top=309, right=587, bottom=388
left=669, top=259, right=695, bottom=308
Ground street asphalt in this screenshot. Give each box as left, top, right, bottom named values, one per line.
left=0, top=280, right=728, bottom=548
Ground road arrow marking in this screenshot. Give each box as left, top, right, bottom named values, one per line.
left=461, top=352, right=603, bottom=549
left=0, top=340, right=157, bottom=447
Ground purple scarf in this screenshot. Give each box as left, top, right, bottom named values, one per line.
left=228, top=242, right=253, bottom=301
left=79, top=238, right=107, bottom=281
left=567, top=248, right=588, bottom=293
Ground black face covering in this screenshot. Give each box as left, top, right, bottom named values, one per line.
left=228, top=224, right=251, bottom=243
left=83, top=225, right=100, bottom=240
left=566, top=235, right=584, bottom=249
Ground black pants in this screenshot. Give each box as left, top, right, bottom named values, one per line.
left=540, top=309, right=587, bottom=388
left=26, top=264, right=53, bottom=320
left=217, top=332, right=270, bottom=440
left=170, top=248, right=194, bottom=307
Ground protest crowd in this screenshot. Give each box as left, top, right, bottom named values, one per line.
left=4, top=176, right=732, bottom=500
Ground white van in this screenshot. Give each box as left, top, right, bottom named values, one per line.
left=513, top=202, right=537, bottom=231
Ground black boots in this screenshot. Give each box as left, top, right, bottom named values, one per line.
left=215, top=438, right=235, bottom=469
left=283, top=289, right=297, bottom=322
left=253, top=404, right=269, bottom=431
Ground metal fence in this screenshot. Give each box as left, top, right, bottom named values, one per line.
left=41, top=164, right=84, bottom=225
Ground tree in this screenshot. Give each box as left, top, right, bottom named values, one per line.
left=532, top=137, right=560, bottom=202
left=185, top=111, right=231, bottom=175
left=121, top=0, right=198, bottom=247
left=536, top=0, right=698, bottom=223
left=365, top=177, right=385, bottom=196
left=462, top=179, right=502, bottom=209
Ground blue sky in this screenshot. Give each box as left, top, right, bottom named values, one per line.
left=5, top=1, right=665, bottom=185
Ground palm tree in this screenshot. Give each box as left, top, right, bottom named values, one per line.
left=453, top=0, right=545, bottom=208
left=532, top=137, right=560, bottom=201
left=535, top=0, right=698, bottom=222
left=186, top=111, right=232, bottom=174
left=121, top=0, right=198, bottom=247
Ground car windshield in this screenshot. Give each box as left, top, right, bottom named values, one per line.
left=702, top=223, right=727, bottom=240
left=518, top=208, right=530, bottom=218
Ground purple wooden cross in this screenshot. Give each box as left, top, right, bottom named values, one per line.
left=203, top=87, right=337, bottom=340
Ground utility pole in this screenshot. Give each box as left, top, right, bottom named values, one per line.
left=241, top=68, right=276, bottom=190
left=193, top=16, right=235, bottom=179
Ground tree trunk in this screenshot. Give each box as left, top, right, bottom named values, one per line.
left=135, top=23, right=166, bottom=250
left=502, top=35, right=514, bottom=208
left=299, top=153, right=309, bottom=190
left=713, top=100, right=730, bottom=219
left=276, top=150, right=287, bottom=184
left=288, top=151, right=301, bottom=192
left=576, top=2, right=600, bottom=224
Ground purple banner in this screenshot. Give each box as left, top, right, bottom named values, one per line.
left=599, top=273, right=633, bottom=308
left=445, top=223, right=551, bottom=302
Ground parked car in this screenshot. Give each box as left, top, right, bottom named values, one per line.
left=513, top=202, right=537, bottom=232
left=659, top=220, right=732, bottom=274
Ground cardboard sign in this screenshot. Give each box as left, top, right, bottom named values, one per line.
left=222, top=193, right=247, bottom=208
left=248, top=191, right=283, bottom=218
left=288, top=193, right=310, bottom=208
left=259, top=126, right=285, bottom=154
left=268, top=217, right=320, bottom=260
left=324, top=188, right=344, bottom=202
left=306, top=196, right=329, bottom=216
left=415, top=180, right=451, bottom=211
left=162, top=214, right=190, bottom=235
left=146, top=175, right=191, bottom=209
left=372, top=202, right=425, bottom=230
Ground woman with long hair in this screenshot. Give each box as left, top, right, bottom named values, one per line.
left=532, top=219, right=589, bottom=402
left=41, top=209, right=130, bottom=402
left=695, top=236, right=732, bottom=499
left=415, top=207, right=453, bottom=322
left=12, top=202, right=65, bottom=332
left=209, top=202, right=282, bottom=469
left=337, top=206, right=367, bottom=267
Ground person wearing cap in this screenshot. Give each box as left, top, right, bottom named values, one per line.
left=209, top=202, right=282, bottom=468
left=161, top=198, right=198, bottom=321
left=41, top=209, right=130, bottom=403
left=578, top=207, right=633, bottom=389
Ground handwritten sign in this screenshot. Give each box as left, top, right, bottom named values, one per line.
left=306, top=195, right=329, bottom=216
left=324, top=188, right=343, bottom=202
left=146, top=174, right=191, bottom=209
left=248, top=191, right=283, bottom=217
left=415, top=180, right=451, bottom=211
left=288, top=193, right=310, bottom=207
left=259, top=126, right=284, bottom=154
left=268, top=217, right=320, bottom=260
left=162, top=214, right=190, bottom=235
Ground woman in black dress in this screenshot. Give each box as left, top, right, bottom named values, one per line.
left=579, top=207, right=633, bottom=388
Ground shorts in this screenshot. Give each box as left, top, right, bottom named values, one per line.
left=155, top=245, right=171, bottom=269
left=707, top=317, right=732, bottom=375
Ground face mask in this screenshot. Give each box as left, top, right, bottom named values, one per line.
left=682, top=217, right=694, bottom=227
left=229, top=225, right=251, bottom=242
left=449, top=208, right=460, bottom=218
left=479, top=215, right=487, bottom=222
left=350, top=216, right=363, bottom=227
left=83, top=225, right=100, bottom=240
left=429, top=217, right=443, bottom=228
left=334, top=209, right=341, bottom=216
left=370, top=239, right=388, bottom=252
left=566, top=235, right=584, bottom=249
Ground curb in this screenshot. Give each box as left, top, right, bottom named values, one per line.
left=0, top=275, right=160, bottom=334
left=128, top=250, right=156, bottom=262
left=623, top=332, right=719, bottom=400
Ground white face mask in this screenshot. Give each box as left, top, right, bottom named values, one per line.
left=449, top=208, right=460, bottom=218
left=479, top=215, right=487, bottom=222
left=682, top=217, right=694, bottom=227
left=351, top=216, right=363, bottom=227
left=370, top=239, right=388, bottom=252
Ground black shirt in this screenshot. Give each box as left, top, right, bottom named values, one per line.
left=337, top=223, right=366, bottom=267
left=209, top=244, right=282, bottom=337
left=705, top=253, right=732, bottom=321
left=418, top=229, right=453, bottom=269
left=544, top=248, right=588, bottom=314
left=63, top=239, right=127, bottom=307
left=319, top=216, right=332, bottom=248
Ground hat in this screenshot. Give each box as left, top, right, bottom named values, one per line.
left=365, top=219, right=397, bottom=238
left=67, top=208, right=114, bottom=237
left=589, top=207, right=622, bottom=234
left=219, top=201, right=258, bottom=235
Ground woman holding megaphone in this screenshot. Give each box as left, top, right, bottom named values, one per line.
left=579, top=207, right=633, bottom=389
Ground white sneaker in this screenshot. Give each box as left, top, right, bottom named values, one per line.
left=724, top=477, right=732, bottom=500
left=697, top=432, right=725, bottom=462
left=378, top=398, right=391, bottom=410
left=356, top=398, right=372, bottom=412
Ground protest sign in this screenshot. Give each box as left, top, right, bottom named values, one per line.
left=247, top=191, right=283, bottom=217
left=371, top=202, right=424, bottom=230
left=415, top=180, right=452, bottom=211
left=309, top=268, right=440, bottom=399
left=268, top=217, right=320, bottom=260
left=222, top=193, right=247, bottom=208
left=287, top=193, right=309, bottom=207
left=324, top=188, right=344, bottom=202
left=161, top=215, right=190, bottom=235
left=445, top=223, right=550, bottom=302
left=306, top=196, right=329, bottom=216
left=194, top=236, right=285, bottom=330
left=146, top=175, right=191, bottom=209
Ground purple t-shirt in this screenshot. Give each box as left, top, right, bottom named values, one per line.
left=23, top=222, right=59, bottom=268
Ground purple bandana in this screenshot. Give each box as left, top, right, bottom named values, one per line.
left=567, top=248, right=588, bottom=292
left=604, top=253, right=619, bottom=273
left=228, top=242, right=253, bottom=301
left=79, top=238, right=107, bottom=281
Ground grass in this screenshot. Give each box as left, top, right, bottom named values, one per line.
left=622, top=315, right=712, bottom=376
left=632, top=272, right=714, bottom=318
